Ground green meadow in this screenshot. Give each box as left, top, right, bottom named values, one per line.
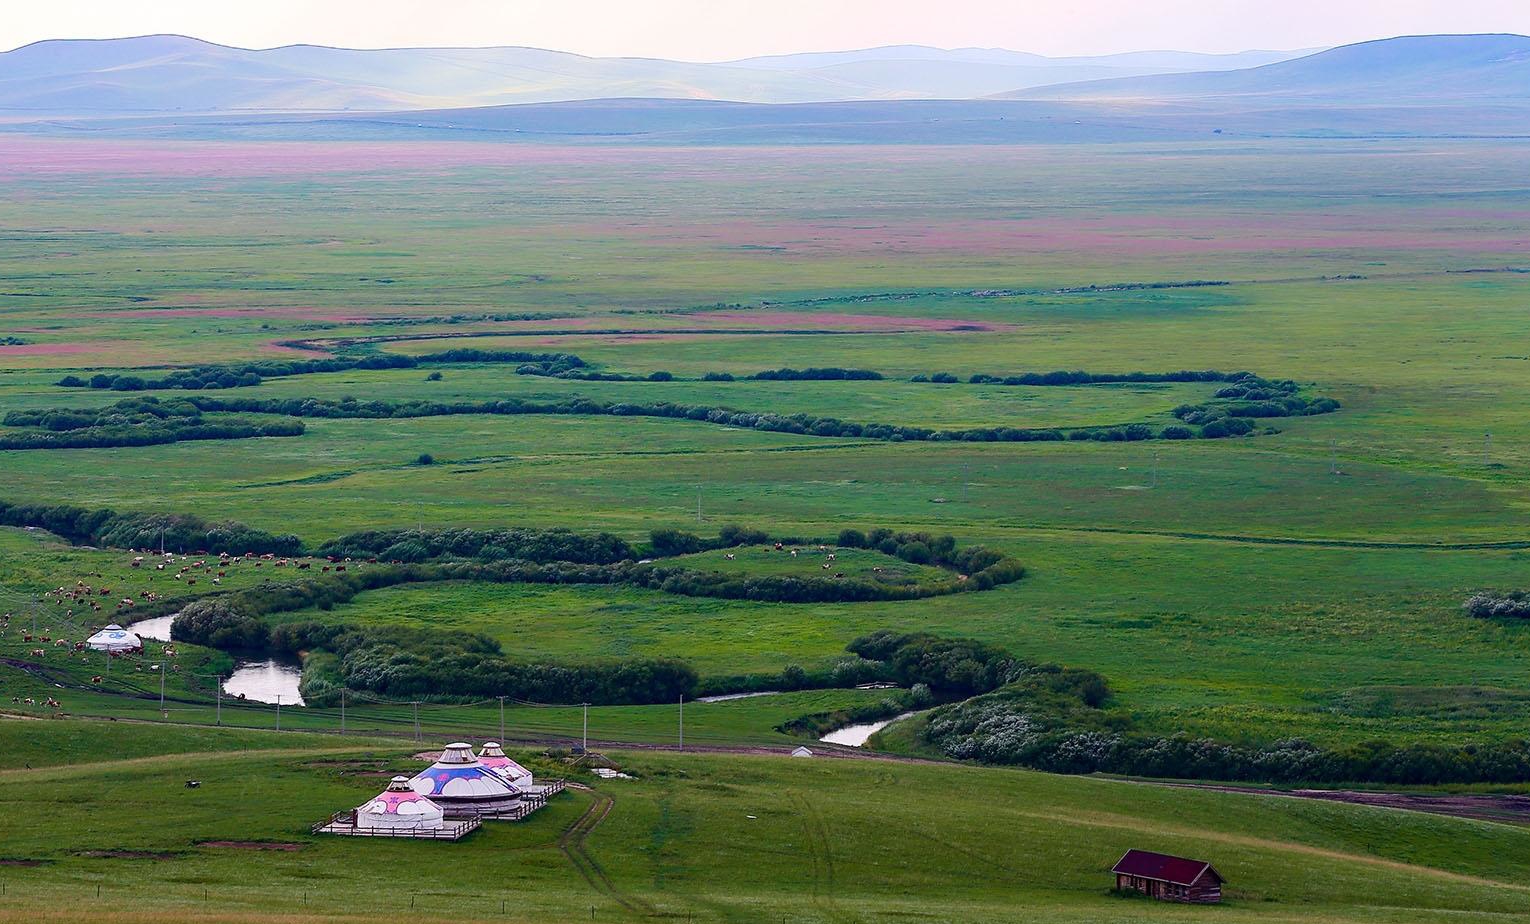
left=4, top=720, right=1530, bottom=924
left=3, top=137, right=1530, bottom=917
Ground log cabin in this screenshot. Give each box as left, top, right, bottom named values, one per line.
left=1111, top=849, right=1224, bottom=903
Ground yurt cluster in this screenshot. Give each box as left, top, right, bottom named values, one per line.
left=316, top=742, right=567, bottom=840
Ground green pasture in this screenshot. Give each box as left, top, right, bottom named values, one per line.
left=3, top=139, right=1530, bottom=779
left=3, top=720, right=1530, bottom=923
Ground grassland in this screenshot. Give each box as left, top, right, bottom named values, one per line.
left=4, top=139, right=1530, bottom=744
left=4, top=720, right=1530, bottom=924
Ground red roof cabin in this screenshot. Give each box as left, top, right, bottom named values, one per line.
left=1112, top=849, right=1224, bottom=904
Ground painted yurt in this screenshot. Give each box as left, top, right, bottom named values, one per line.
left=357, top=776, right=447, bottom=831
left=85, top=624, right=143, bottom=653
left=408, top=743, right=522, bottom=815
left=477, top=742, right=534, bottom=787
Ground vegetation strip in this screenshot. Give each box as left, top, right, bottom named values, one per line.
left=12, top=366, right=1338, bottom=452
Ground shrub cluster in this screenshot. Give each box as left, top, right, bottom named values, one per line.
left=965, top=369, right=1239, bottom=386
left=847, top=631, right=1023, bottom=697
left=922, top=661, right=1530, bottom=785
left=1, top=397, right=303, bottom=450
left=173, top=598, right=270, bottom=649
left=0, top=499, right=302, bottom=556
left=1464, top=591, right=1530, bottom=620
left=749, top=367, right=884, bottom=381
left=1172, top=374, right=1340, bottom=430
left=317, top=526, right=636, bottom=565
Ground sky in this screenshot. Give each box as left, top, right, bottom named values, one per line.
left=4, top=0, right=1529, bottom=59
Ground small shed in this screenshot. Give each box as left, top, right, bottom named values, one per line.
left=790, top=746, right=814, bottom=758
left=86, top=624, right=143, bottom=653
left=1112, top=849, right=1223, bottom=903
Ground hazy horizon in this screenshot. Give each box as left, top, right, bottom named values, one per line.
left=4, top=0, right=1529, bottom=61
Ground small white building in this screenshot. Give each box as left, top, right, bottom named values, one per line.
left=85, top=624, right=142, bottom=653
left=315, top=775, right=479, bottom=839
left=791, top=746, right=814, bottom=758
left=357, top=776, right=447, bottom=831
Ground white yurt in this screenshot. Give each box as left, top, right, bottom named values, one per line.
left=357, top=776, right=447, bottom=831
left=85, top=624, right=143, bottom=653
left=477, top=742, right=534, bottom=787
left=408, top=743, right=523, bottom=815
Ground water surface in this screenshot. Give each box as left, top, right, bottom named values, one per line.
left=222, top=658, right=304, bottom=706
left=819, top=711, right=918, bottom=747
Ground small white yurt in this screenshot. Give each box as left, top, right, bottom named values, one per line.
left=791, top=746, right=814, bottom=758
left=477, top=742, right=534, bottom=787
left=409, top=743, right=522, bottom=815
left=357, top=776, right=446, bottom=831
left=86, top=624, right=143, bottom=653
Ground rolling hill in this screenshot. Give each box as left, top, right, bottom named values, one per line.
left=0, top=34, right=1310, bottom=113
left=1003, top=33, right=1530, bottom=103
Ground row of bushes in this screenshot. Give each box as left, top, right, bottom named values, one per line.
left=172, top=598, right=696, bottom=705
left=0, top=418, right=303, bottom=451
left=3, top=494, right=1024, bottom=605
left=950, top=369, right=1244, bottom=386
left=179, top=393, right=1273, bottom=444
left=921, top=659, right=1530, bottom=785
left=55, top=349, right=586, bottom=392
left=0, top=499, right=302, bottom=556
left=317, top=526, right=637, bottom=566
left=2, top=397, right=304, bottom=450
left=749, top=367, right=884, bottom=381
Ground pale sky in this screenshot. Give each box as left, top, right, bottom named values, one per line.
left=5, top=0, right=1529, bottom=60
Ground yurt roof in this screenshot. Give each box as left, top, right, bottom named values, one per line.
left=410, top=749, right=519, bottom=799
left=478, top=743, right=533, bottom=779
left=86, top=624, right=142, bottom=650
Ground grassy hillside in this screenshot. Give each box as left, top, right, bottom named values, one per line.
left=2, top=720, right=1530, bottom=923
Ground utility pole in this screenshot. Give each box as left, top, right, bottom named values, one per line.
left=678, top=695, right=684, bottom=751
left=1485, top=432, right=1493, bottom=467
left=340, top=689, right=346, bottom=735
left=412, top=702, right=421, bottom=742
left=1330, top=439, right=1339, bottom=476
left=1151, top=449, right=1159, bottom=489
left=696, top=485, right=702, bottom=525
left=582, top=703, right=589, bottom=754
left=215, top=677, right=221, bottom=726
left=498, top=696, right=506, bottom=744
left=158, top=664, right=166, bottom=718
left=962, top=461, right=970, bottom=502
left=275, top=694, right=281, bottom=732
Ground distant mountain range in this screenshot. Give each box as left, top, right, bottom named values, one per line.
left=0, top=34, right=1311, bottom=112
left=1, top=34, right=1526, bottom=143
